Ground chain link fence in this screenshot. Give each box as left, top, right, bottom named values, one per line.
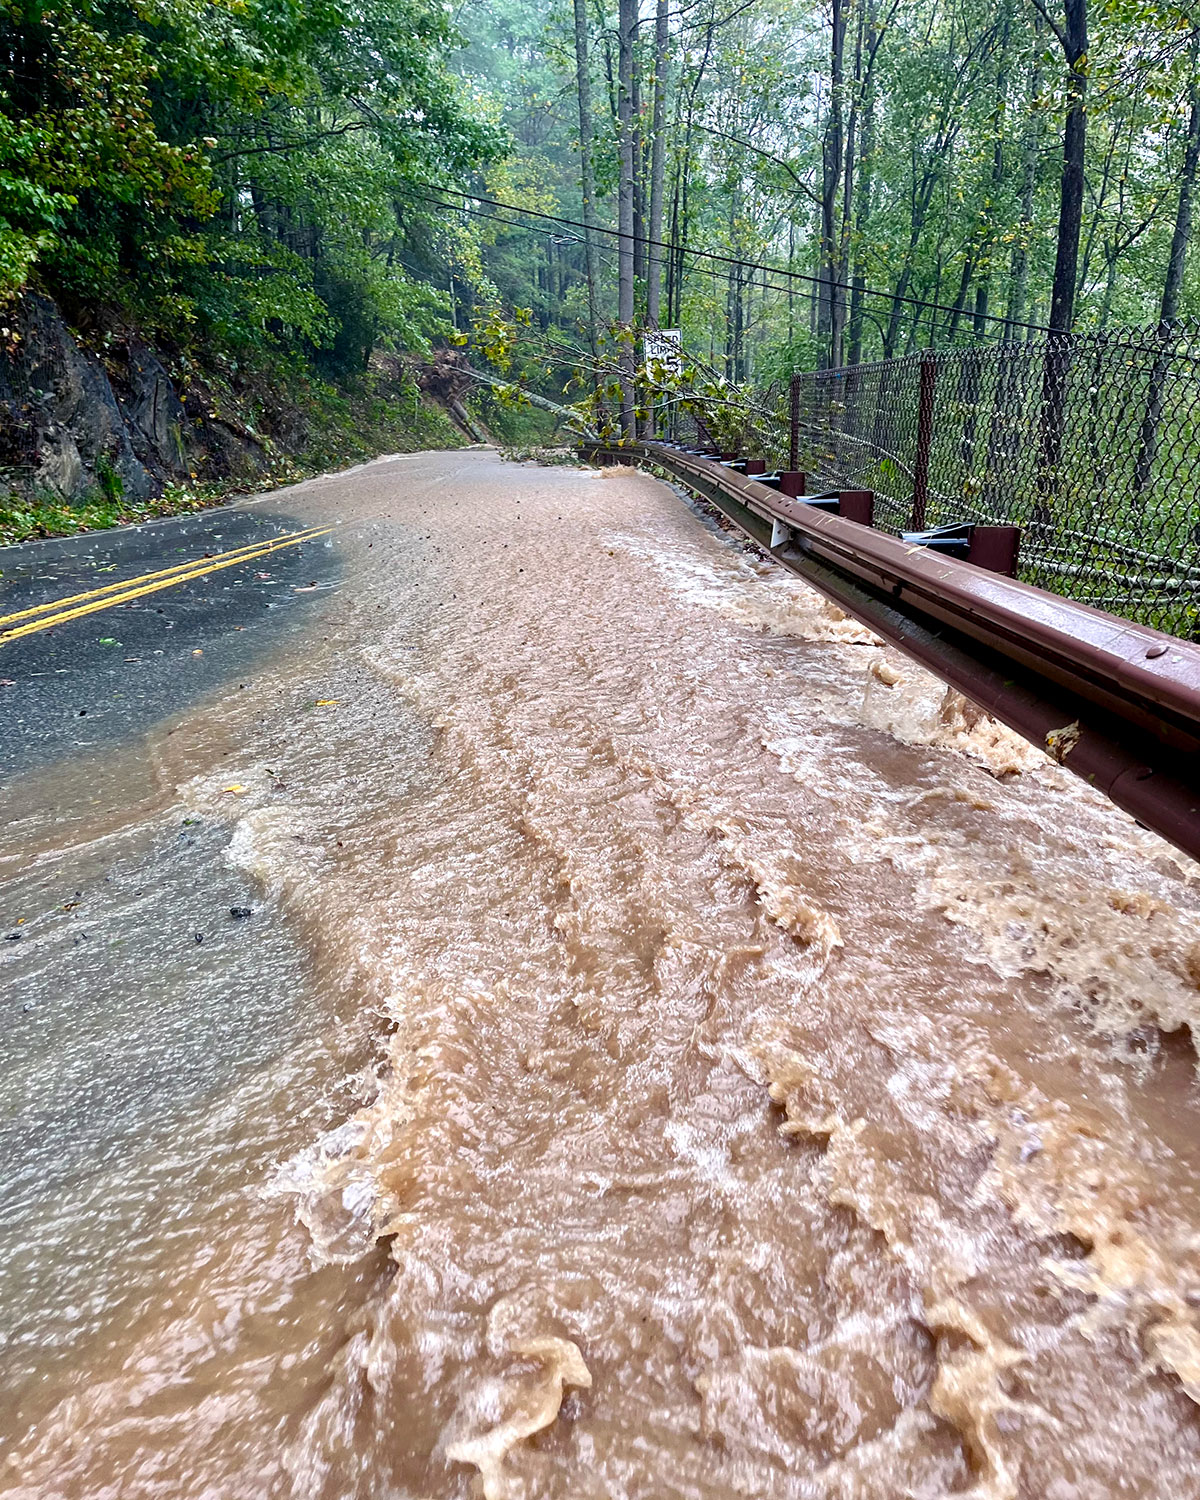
left=786, top=329, right=1200, bottom=637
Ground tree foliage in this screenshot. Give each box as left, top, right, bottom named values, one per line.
left=448, top=0, right=1200, bottom=401
left=6, top=0, right=1200, bottom=400
left=1, top=0, right=503, bottom=365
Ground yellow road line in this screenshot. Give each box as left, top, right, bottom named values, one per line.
left=0, top=528, right=333, bottom=646
left=0, top=524, right=330, bottom=629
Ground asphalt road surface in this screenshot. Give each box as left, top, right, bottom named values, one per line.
left=0, top=500, right=338, bottom=777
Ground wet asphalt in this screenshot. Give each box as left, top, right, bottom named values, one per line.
left=0, top=502, right=339, bottom=778
left=0, top=500, right=347, bottom=1406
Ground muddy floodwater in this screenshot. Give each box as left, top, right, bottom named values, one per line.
left=3, top=449, right=1200, bottom=1498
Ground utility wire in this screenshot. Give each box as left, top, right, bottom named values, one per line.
left=425, top=196, right=834, bottom=315
left=403, top=183, right=1057, bottom=338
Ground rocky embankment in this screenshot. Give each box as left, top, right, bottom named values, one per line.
left=0, top=295, right=469, bottom=509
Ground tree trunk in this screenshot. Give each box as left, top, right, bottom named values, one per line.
left=573, top=0, right=602, bottom=373
left=632, top=51, right=646, bottom=291
left=846, top=77, right=874, bottom=361
left=1156, top=54, right=1199, bottom=331
left=726, top=193, right=739, bottom=378
left=788, top=219, right=796, bottom=348
left=944, top=256, right=973, bottom=343
left=1007, top=27, right=1042, bottom=331
left=1046, top=0, right=1087, bottom=334
left=819, top=0, right=847, bottom=368
left=617, top=0, right=637, bottom=435
left=646, top=0, right=669, bottom=330
left=883, top=242, right=918, bottom=357
left=973, top=6, right=1011, bottom=342
left=1134, top=28, right=1200, bottom=495
left=1037, top=0, right=1088, bottom=515
left=847, top=0, right=881, bottom=366
left=669, top=18, right=714, bottom=336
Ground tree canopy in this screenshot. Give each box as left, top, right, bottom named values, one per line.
left=5, top=0, right=1200, bottom=387
left=1, top=0, right=501, bottom=368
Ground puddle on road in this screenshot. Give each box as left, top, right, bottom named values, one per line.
left=2, top=451, right=1200, bottom=1499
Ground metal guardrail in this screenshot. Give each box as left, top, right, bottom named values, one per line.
left=584, top=438, right=1200, bottom=865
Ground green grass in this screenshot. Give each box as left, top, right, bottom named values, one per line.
left=0, top=482, right=231, bottom=547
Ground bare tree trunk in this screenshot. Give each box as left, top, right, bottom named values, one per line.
left=1007, top=27, right=1042, bottom=330
left=1134, top=27, right=1200, bottom=495
left=573, top=0, right=602, bottom=372
left=632, top=52, right=646, bottom=291
left=1037, top=0, right=1087, bottom=516
left=944, top=257, right=973, bottom=342
left=833, top=0, right=864, bottom=370
left=973, top=5, right=1011, bottom=341
left=726, top=193, right=739, bottom=377
left=882, top=159, right=943, bottom=356
left=646, top=0, right=669, bottom=330
left=883, top=231, right=921, bottom=356
left=819, top=0, right=847, bottom=368
left=1156, top=56, right=1199, bottom=326
left=666, top=161, right=681, bottom=325
left=1098, top=244, right=1119, bottom=327
left=847, top=0, right=882, bottom=365
left=669, top=16, right=714, bottom=334
left=788, top=218, right=796, bottom=349
left=1046, top=0, right=1087, bottom=337
left=846, top=78, right=874, bottom=359
left=617, top=0, right=637, bottom=435
left=641, top=0, right=670, bottom=437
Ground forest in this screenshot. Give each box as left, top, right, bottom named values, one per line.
left=3, top=0, right=1200, bottom=458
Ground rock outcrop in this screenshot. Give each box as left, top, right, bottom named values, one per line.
left=119, top=339, right=189, bottom=482
left=0, top=292, right=467, bottom=509
left=0, top=295, right=288, bottom=504
left=0, top=295, right=155, bottom=502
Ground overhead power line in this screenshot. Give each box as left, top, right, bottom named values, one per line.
left=404, top=183, right=1057, bottom=338
left=418, top=195, right=837, bottom=316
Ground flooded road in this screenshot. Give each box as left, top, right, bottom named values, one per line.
left=2, top=449, right=1200, bottom=1497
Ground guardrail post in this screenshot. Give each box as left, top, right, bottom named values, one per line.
left=911, top=354, right=936, bottom=530
left=967, top=525, right=1021, bottom=577
left=744, top=459, right=767, bottom=475
left=838, top=490, right=875, bottom=527
left=779, top=472, right=806, bottom=497
left=789, top=375, right=800, bottom=472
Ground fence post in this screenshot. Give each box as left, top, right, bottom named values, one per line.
left=789, top=374, right=800, bottom=472
left=911, top=354, right=936, bottom=530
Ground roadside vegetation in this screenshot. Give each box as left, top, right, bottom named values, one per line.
left=0, top=484, right=223, bottom=547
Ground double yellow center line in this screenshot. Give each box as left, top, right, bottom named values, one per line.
left=0, top=524, right=333, bottom=646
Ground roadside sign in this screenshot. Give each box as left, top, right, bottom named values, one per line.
left=643, top=329, right=682, bottom=373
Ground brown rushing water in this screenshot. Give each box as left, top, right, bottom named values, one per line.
left=3, top=449, right=1200, bottom=1498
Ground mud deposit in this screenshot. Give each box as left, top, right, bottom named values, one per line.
left=2, top=450, right=1199, bottom=1498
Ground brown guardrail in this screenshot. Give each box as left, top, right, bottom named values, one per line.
left=584, top=439, right=1200, bottom=865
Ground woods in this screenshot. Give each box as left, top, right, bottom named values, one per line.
left=449, top=0, right=1200, bottom=411
left=0, top=0, right=499, bottom=367
left=5, top=0, right=1200, bottom=444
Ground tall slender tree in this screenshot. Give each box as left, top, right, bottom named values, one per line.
left=573, top=0, right=603, bottom=370
left=617, top=0, right=638, bottom=434
left=1035, top=0, right=1088, bottom=509
left=1135, top=27, right=1200, bottom=494
left=646, top=0, right=670, bottom=330
left=1039, top=0, right=1089, bottom=335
